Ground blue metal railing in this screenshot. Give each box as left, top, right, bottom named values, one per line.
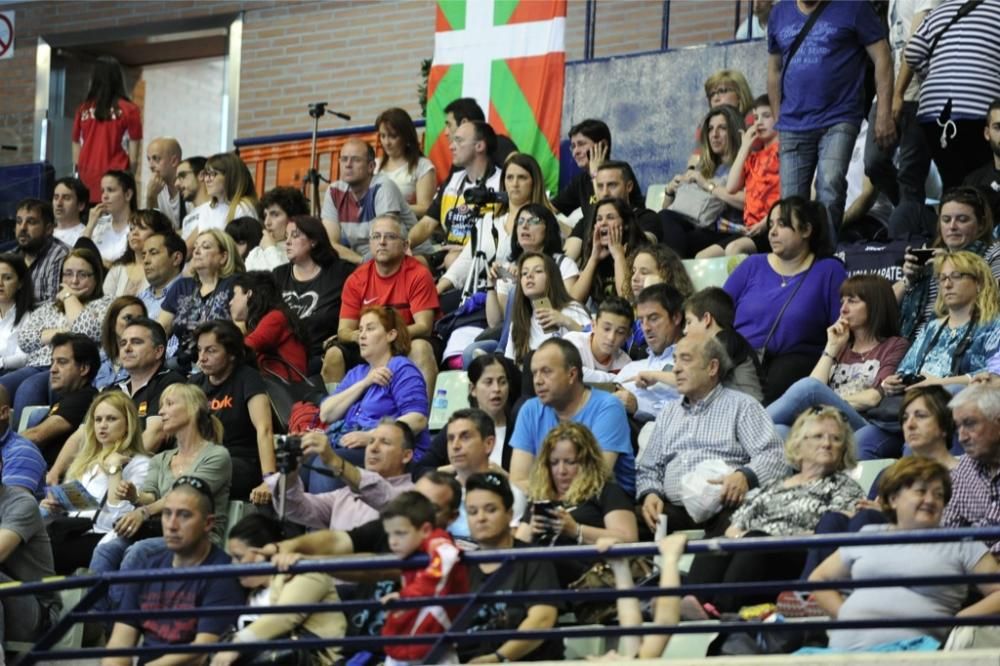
left=5, top=526, right=1000, bottom=664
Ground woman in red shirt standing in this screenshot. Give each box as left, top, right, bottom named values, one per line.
left=229, top=271, right=309, bottom=381
left=72, top=56, right=143, bottom=204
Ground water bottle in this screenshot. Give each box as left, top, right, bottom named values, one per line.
left=432, top=389, right=448, bottom=411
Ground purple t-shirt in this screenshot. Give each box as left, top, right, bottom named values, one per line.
left=725, top=255, right=846, bottom=357
left=335, top=355, right=430, bottom=458
left=768, top=0, right=885, bottom=131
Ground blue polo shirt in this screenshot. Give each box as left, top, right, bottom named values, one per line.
left=0, top=428, right=46, bottom=498
left=511, top=389, right=635, bottom=496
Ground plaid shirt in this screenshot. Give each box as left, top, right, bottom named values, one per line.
left=636, top=384, right=787, bottom=504
left=943, top=455, right=1000, bottom=553
left=20, top=236, right=70, bottom=305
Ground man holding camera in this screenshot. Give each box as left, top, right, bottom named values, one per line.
left=408, top=120, right=502, bottom=269
left=265, top=418, right=416, bottom=531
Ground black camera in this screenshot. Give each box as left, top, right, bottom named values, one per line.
left=274, top=435, right=303, bottom=474
left=463, top=186, right=508, bottom=207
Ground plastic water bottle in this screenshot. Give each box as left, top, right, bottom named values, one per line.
left=433, top=389, right=448, bottom=411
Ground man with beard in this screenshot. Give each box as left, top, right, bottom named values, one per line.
left=13, top=198, right=69, bottom=304
left=964, top=99, right=1000, bottom=223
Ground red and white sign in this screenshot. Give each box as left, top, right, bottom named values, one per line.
left=0, top=11, right=13, bottom=61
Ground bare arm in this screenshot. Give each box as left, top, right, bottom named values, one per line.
left=508, top=449, right=535, bottom=493
left=48, top=427, right=83, bottom=485
left=767, top=53, right=782, bottom=125
left=101, top=622, right=140, bottom=666
left=145, top=632, right=221, bottom=666
left=408, top=310, right=434, bottom=340
left=23, top=415, right=73, bottom=450
left=408, top=216, right=441, bottom=247
left=959, top=554, right=1000, bottom=617
left=336, top=318, right=359, bottom=345
left=72, top=142, right=81, bottom=171
left=249, top=394, right=277, bottom=475
left=0, top=529, right=23, bottom=564
left=143, top=415, right=168, bottom=453
left=866, top=39, right=897, bottom=149
left=397, top=411, right=427, bottom=435
left=157, top=310, right=175, bottom=338
left=127, top=141, right=141, bottom=174
left=479, top=604, right=558, bottom=663
left=410, top=170, right=436, bottom=219
left=808, top=550, right=850, bottom=618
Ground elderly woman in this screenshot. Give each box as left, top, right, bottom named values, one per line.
left=681, top=406, right=864, bottom=619
left=158, top=228, right=243, bottom=370
left=810, top=457, right=1000, bottom=651
left=857, top=251, right=1000, bottom=459
left=897, top=186, right=1000, bottom=340
left=724, top=196, right=847, bottom=403
left=515, top=422, right=638, bottom=585
left=41, top=392, right=149, bottom=574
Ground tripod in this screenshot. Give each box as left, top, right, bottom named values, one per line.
left=303, top=101, right=352, bottom=216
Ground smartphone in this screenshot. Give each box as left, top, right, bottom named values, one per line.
left=531, top=500, right=562, bottom=520
left=534, top=297, right=557, bottom=332
left=494, top=263, right=515, bottom=282
left=910, top=248, right=935, bottom=266
left=898, top=373, right=926, bottom=386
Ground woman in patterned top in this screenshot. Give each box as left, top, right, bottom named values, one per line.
left=768, top=274, right=909, bottom=438
left=2, top=248, right=111, bottom=420
left=681, top=406, right=864, bottom=619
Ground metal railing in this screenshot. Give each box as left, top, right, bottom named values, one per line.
left=5, top=526, right=1000, bottom=664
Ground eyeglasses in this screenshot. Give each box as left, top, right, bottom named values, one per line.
left=710, top=85, right=736, bottom=97
left=61, top=270, right=94, bottom=280
left=202, top=170, right=222, bottom=180
left=938, top=271, right=975, bottom=284
left=172, top=475, right=215, bottom=511
left=517, top=216, right=545, bottom=227
left=370, top=232, right=404, bottom=243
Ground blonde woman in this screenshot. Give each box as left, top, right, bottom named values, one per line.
left=515, top=421, right=637, bottom=586
left=681, top=406, right=864, bottom=619
left=41, top=392, right=150, bottom=573
left=158, top=228, right=244, bottom=370
left=184, top=151, right=259, bottom=251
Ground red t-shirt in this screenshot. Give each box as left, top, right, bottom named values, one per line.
left=340, top=255, right=440, bottom=324
left=72, top=98, right=143, bottom=203
left=742, top=140, right=781, bottom=228
left=244, top=310, right=309, bottom=381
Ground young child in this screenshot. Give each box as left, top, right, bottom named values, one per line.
left=564, top=296, right=634, bottom=383
left=683, top=287, right=763, bottom=401
left=707, top=94, right=781, bottom=257
left=380, top=490, right=469, bottom=665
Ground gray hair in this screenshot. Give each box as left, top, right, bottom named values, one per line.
left=949, top=384, right=1000, bottom=421
left=700, top=335, right=733, bottom=380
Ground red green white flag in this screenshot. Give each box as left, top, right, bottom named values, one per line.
left=426, top=0, right=566, bottom=193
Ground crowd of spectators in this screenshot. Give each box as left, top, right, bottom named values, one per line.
left=3, top=0, right=1000, bottom=662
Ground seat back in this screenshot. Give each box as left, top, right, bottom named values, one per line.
left=428, top=371, right=471, bottom=431
left=681, top=255, right=747, bottom=291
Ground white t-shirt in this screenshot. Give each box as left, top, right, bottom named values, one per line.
left=504, top=302, right=591, bottom=362
left=563, top=330, right=632, bottom=382
left=889, top=0, right=941, bottom=102
left=496, top=254, right=580, bottom=301
left=184, top=199, right=259, bottom=239
left=91, top=216, right=129, bottom=263
left=156, top=186, right=183, bottom=229
left=0, top=306, right=27, bottom=371
left=245, top=242, right=288, bottom=271
left=377, top=156, right=435, bottom=204
left=54, top=223, right=86, bottom=248
left=489, top=424, right=507, bottom=469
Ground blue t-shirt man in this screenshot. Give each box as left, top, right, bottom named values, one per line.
left=117, top=545, right=244, bottom=664
left=768, top=0, right=886, bottom=131
left=511, top=388, right=635, bottom=496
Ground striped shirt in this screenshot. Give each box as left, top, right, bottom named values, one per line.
left=636, top=384, right=787, bottom=504
left=905, top=0, right=1000, bottom=121
left=942, top=454, right=1000, bottom=553
left=0, top=429, right=46, bottom=498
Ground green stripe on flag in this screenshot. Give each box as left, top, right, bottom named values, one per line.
left=490, top=60, right=560, bottom=194
left=493, top=0, right=519, bottom=25
left=438, top=0, right=466, bottom=31
left=425, top=64, right=464, bottom=157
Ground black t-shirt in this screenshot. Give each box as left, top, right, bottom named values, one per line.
left=461, top=539, right=564, bottom=662
left=274, top=261, right=354, bottom=358
left=195, top=365, right=267, bottom=461
left=964, top=163, right=1000, bottom=224
left=51, top=385, right=98, bottom=431
left=115, top=366, right=186, bottom=430
left=348, top=518, right=390, bottom=554
left=553, top=170, right=594, bottom=217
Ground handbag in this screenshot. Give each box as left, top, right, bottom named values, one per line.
left=668, top=182, right=726, bottom=229
left=434, top=290, right=489, bottom=339
left=46, top=515, right=96, bottom=543
left=568, top=557, right=655, bottom=625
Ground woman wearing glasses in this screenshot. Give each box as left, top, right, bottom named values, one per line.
left=272, top=215, right=355, bottom=373
left=187, top=153, right=259, bottom=239
left=680, top=406, right=863, bottom=620
left=2, top=249, right=110, bottom=419
left=856, top=251, right=1000, bottom=459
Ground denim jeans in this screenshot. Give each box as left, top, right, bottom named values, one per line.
left=89, top=536, right=167, bottom=612
left=766, top=378, right=869, bottom=435
left=863, top=101, right=934, bottom=239
left=780, top=122, right=859, bottom=239
left=854, top=424, right=904, bottom=460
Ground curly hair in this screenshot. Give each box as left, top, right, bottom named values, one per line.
left=528, top=422, right=609, bottom=506
left=623, top=244, right=694, bottom=302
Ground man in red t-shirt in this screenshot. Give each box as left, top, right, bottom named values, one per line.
left=325, top=214, right=441, bottom=394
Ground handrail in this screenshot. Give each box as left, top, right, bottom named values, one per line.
left=9, top=525, right=1000, bottom=664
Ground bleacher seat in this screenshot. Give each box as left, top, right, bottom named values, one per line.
left=225, top=500, right=254, bottom=541
left=17, top=405, right=49, bottom=433
left=645, top=183, right=667, bottom=212
left=681, top=255, right=746, bottom=291
left=850, top=458, right=896, bottom=496
left=661, top=620, right=720, bottom=659
left=637, top=421, right=655, bottom=461
left=3, top=585, right=84, bottom=654
left=428, top=371, right=470, bottom=431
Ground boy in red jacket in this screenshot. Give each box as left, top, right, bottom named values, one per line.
left=380, top=490, right=468, bottom=665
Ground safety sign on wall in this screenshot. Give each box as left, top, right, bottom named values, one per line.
left=0, top=11, right=13, bottom=61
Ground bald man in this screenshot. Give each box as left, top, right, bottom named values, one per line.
left=145, top=137, right=184, bottom=228
left=321, top=138, right=426, bottom=263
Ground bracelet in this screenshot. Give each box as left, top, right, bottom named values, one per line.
left=708, top=182, right=717, bottom=193
left=494, top=651, right=509, bottom=663
left=139, top=506, right=150, bottom=520
left=822, top=350, right=837, bottom=361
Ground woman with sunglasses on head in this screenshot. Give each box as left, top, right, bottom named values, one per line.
left=856, top=251, right=1000, bottom=459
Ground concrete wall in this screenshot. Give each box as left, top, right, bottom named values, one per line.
left=562, top=38, right=769, bottom=195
